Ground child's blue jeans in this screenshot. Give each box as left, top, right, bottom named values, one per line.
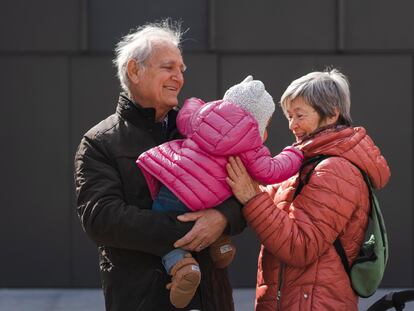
left=153, top=185, right=191, bottom=273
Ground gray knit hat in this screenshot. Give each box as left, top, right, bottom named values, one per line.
left=223, top=75, right=275, bottom=138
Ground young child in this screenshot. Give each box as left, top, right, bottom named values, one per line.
left=136, top=75, right=303, bottom=308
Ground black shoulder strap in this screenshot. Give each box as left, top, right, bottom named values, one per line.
left=334, top=166, right=373, bottom=273
left=293, top=154, right=332, bottom=198
left=334, top=239, right=352, bottom=275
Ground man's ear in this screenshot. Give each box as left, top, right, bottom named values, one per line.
left=127, top=59, right=140, bottom=84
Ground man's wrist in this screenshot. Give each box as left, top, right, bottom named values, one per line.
left=215, top=197, right=244, bottom=235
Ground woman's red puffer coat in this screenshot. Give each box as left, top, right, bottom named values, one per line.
left=243, top=126, right=390, bottom=311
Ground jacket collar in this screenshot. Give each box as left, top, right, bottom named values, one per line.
left=293, top=124, right=348, bottom=147
left=116, top=93, right=157, bottom=127
left=115, top=93, right=180, bottom=138
left=297, top=125, right=390, bottom=189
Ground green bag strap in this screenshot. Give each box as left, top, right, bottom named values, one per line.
left=335, top=164, right=388, bottom=268
left=354, top=170, right=388, bottom=261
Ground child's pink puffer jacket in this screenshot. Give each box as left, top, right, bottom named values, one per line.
left=137, top=98, right=303, bottom=211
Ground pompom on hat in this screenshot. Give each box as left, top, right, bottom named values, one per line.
left=223, top=75, right=275, bottom=138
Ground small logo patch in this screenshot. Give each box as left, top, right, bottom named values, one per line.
left=191, top=265, right=200, bottom=272
left=220, top=244, right=233, bottom=254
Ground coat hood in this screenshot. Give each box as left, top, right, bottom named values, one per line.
left=184, top=100, right=264, bottom=156
left=299, top=126, right=390, bottom=189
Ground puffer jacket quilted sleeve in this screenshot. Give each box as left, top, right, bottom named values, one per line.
left=240, top=145, right=303, bottom=184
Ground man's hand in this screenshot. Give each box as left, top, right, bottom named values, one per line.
left=174, top=209, right=227, bottom=252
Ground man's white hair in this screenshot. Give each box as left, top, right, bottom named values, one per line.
left=113, top=19, right=184, bottom=93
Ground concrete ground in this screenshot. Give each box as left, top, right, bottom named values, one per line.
left=0, top=288, right=412, bottom=310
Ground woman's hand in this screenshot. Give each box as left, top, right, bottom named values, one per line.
left=226, top=156, right=262, bottom=204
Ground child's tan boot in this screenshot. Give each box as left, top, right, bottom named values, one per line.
left=167, top=253, right=201, bottom=308
left=209, top=234, right=236, bottom=269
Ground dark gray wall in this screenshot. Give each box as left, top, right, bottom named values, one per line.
left=0, top=0, right=412, bottom=289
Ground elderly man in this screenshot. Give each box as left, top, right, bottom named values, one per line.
left=74, top=20, right=245, bottom=311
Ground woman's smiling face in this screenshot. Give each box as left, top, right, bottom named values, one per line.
left=285, top=96, right=338, bottom=142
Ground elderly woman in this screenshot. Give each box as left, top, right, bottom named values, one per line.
left=226, top=69, right=390, bottom=311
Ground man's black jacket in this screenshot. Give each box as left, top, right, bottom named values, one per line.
left=74, top=94, right=246, bottom=311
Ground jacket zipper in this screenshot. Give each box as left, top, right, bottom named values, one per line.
left=277, top=262, right=285, bottom=310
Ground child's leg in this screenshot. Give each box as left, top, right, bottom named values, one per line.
left=162, top=248, right=188, bottom=274
left=154, top=185, right=236, bottom=270
left=152, top=185, right=201, bottom=308
left=152, top=185, right=189, bottom=213
left=163, top=247, right=201, bottom=308
left=154, top=185, right=191, bottom=273
left=209, top=234, right=237, bottom=269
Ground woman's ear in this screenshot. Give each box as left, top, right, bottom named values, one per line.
left=127, top=59, right=140, bottom=84
left=327, top=107, right=340, bottom=125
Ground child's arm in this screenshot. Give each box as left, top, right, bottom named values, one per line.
left=177, top=97, right=205, bottom=136
left=240, top=145, right=303, bottom=184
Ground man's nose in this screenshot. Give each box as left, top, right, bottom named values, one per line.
left=172, top=69, right=184, bottom=84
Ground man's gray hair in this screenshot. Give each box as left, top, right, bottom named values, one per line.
left=113, top=19, right=184, bottom=93
left=280, top=69, right=352, bottom=126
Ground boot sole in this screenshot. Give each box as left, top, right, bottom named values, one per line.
left=170, top=271, right=201, bottom=308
